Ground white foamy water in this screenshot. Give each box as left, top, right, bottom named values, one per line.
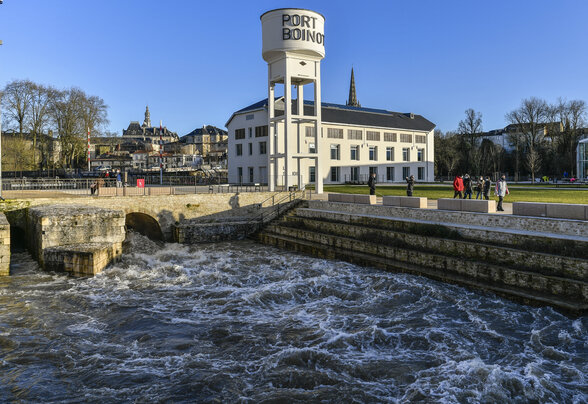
left=0, top=232, right=586, bottom=403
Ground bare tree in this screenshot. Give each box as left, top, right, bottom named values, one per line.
left=51, top=88, right=86, bottom=168
left=28, top=83, right=57, bottom=169
left=456, top=109, right=483, bottom=174
left=505, top=97, right=549, bottom=182
left=552, top=98, right=586, bottom=177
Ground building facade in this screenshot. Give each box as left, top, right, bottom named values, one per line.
left=577, top=137, right=588, bottom=180
left=226, top=97, right=435, bottom=185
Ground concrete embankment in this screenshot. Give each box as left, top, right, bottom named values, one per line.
left=257, top=200, right=588, bottom=314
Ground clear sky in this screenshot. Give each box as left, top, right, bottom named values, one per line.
left=1, top=0, right=587, bottom=136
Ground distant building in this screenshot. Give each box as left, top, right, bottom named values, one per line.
left=122, top=106, right=179, bottom=146
left=480, top=123, right=563, bottom=152
left=181, top=125, right=228, bottom=165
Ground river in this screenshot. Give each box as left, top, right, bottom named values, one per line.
left=0, top=232, right=586, bottom=403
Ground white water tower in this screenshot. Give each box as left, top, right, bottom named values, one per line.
left=260, top=8, right=325, bottom=193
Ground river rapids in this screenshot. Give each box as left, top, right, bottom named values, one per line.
left=0, top=232, right=586, bottom=403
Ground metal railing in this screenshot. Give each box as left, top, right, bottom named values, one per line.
left=246, top=188, right=311, bottom=233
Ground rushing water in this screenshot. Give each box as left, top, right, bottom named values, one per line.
left=0, top=233, right=586, bottom=403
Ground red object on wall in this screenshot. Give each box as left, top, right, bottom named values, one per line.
left=137, top=179, right=145, bottom=188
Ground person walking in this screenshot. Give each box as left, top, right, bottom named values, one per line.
left=475, top=176, right=484, bottom=200
left=453, top=174, right=464, bottom=199
left=495, top=175, right=508, bottom=211
left=367, top=172, right=377, bottom=196
left=483, top=176, right=491, bottom=200
left=405, top=175, right=415, bottom=196
left=463, top=174, right=473, bottom=199
left=116, top=170, right=122, bottom=188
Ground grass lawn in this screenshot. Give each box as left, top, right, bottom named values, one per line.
left=321, top=184, right=588, bottom=204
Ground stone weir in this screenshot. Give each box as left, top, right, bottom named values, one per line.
left=256, top=200, right=588, bottom=314
left=27, top=205, right=125, bottom=276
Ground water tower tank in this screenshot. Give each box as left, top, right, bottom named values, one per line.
left=261, top=8, right=325, bottom=62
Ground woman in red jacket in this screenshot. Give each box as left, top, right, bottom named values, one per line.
left=453, top=175, right=464, bottom=199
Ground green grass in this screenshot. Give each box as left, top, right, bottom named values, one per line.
left=320, top=184, right=588, bottom=204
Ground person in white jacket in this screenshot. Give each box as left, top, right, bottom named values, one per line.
left=495, top=175, right=509, bottom=211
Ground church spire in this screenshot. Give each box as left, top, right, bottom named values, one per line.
left=346, top=68, right=360, bottom=108
left=143, top=105, right=151, bottom=127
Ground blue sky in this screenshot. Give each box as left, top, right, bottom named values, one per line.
left=1, top=0, right=587, bottom=136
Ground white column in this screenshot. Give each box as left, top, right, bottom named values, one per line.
left=297, top=83, right=304, bottom=188
left=314, top=68, right=323, bottom=194
left=268, top=82, right=275, bottom=191
left=284, top=73, right=291, bottom=190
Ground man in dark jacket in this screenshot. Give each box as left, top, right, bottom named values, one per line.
left=483, top=176, right=491, bottom=200
left=463, top=174, right=473, bottom=199
left=406, top=175, right=415, bottom=196
left=367, top=172, right=376, bottom=195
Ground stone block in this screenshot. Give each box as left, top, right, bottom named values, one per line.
left=382, top=196, right=401, bottom=206
left=124, top=187, right=147, bottom=196
left=545, top=203, right=586, bottom=220
left=354, top=194, right=376, bottom=204
left=400, top=197, right=428, bottom=209
left=513, top=202, right=546, bottom=217
left=44, top=242, right=122, bottom=276
left=340, top=194, right=356, bottom=203
left=462, top=199, right=496, bottom=213
left=437, top=198, right=462, bottom=211
left=327, top=193, right=342, bottom=202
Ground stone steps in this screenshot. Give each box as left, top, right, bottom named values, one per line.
left=256, top=202, right=588, bottom=314
left=276, top=215, right=587, bottom=281
left=259, top=231, right=587, bottom=313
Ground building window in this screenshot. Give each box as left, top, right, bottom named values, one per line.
left=386, top=147, right=394, bottom=161
left=249, top=167, right=254, bottom=183
left=236, top=144, right=243, bottom=156
left=248, top=143, right=253, bottom=155
left=309, top=143, right=316, bottom=154
left=350, top=166, right=359, bottom=182
left=369, top=146, right=378, bottom=161
left=306, top=126, right=315, bottom=137
left=330, top=167, right=340, bottom=182
left=400, top=133, right=412, bottom=143
left=255, top=126, right=268, bottom=137
left=402, top=167, right=410, bottom=178
left=235, top=129, right=245, bottom=140
left=415, top=135, right=426, bottom=144
left=417, top=148, right=424, bottom=162
left=418, top=166, right=424, bottom=180
left=366, top=131, right=380, bottom=141
left=384, top=132, right=397, bottom=142
left=259, top=142, right=267, bottom=155
left=350, top=145, right=359, bottom=160
left=327, top=128, right=344, bottom=139
left=237, top=167, right=243, bottom=183
left=402, top=147, right=410, bottom=161
left=386, top=166, right=395, bottom=181
left=347, top=129, right=362, bottom=140
left=248, top=127, right=253, bottom=138
left=309, top=166, right=316, bottom=183
left=246, top=114, right=254, bottom=120
left=369, top=167, right=378, bottom=177
left=330, top=144, right=340, bottom=160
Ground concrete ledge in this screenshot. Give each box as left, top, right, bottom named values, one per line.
left=327, top=193, right=343, bottom=203
left=462, top=199, right=496, bottom=213
left=354, top=195, right=376, bottom=204
left=149, top=187, right=174, bottom=196
left=401, top=197, right=428, bottom=208
left=438, top=198, right=462, bottom=211
left=513, top=202, right=547, bottom=217
left=382, top=196, right=402, bottom=206
left=44, top=241, right=122, bottom=276
left=545, top=203, right=586, bottom=220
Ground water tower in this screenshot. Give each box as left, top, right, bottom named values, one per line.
left=260, top=8, right=325, bottom=193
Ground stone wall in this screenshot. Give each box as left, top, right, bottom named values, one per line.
left=0, top=213, right=10, bottom=276
left=1, top=192, right=280, bottom=241
left=26, top=205, right=125, bottom=269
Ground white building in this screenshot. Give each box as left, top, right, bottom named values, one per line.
left=226, top=96, right=435, bottom=186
